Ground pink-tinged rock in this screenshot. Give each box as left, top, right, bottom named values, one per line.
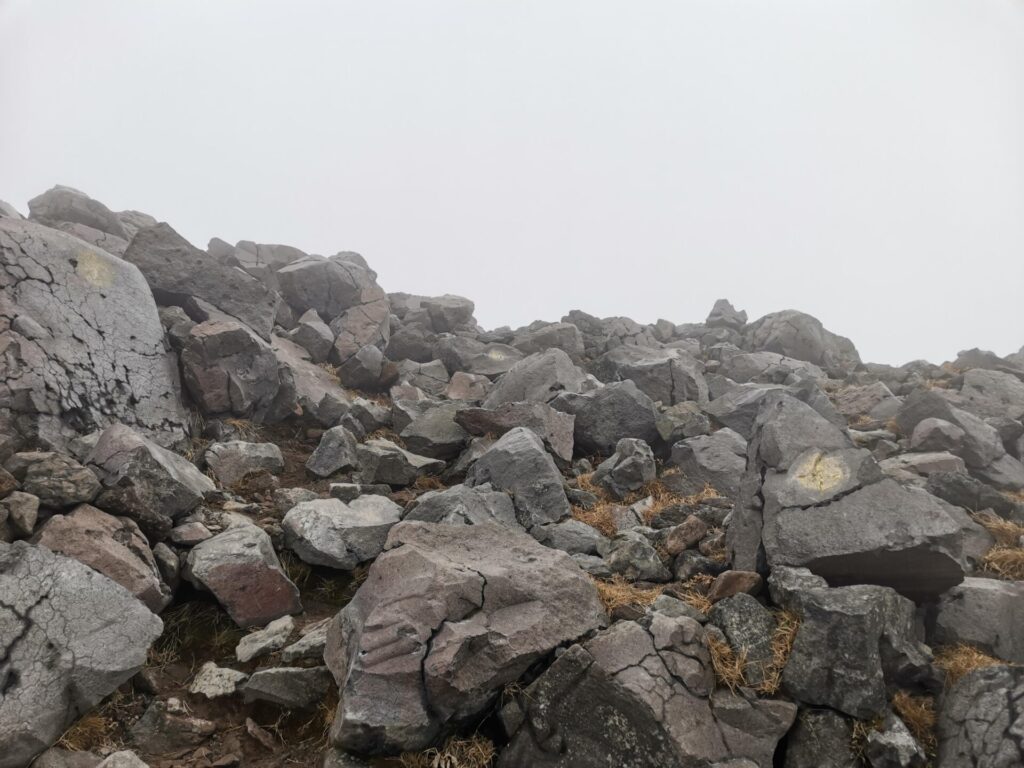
left=708, top=570, right=764, bottom=604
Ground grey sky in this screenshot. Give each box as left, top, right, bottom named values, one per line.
left=2, top=0, right=1022, bottom=366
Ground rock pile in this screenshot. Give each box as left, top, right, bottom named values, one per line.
left=1, top=186, right=1022, bottom=767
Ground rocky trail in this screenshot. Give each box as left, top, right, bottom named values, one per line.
left=1, top=185, right=1023, bottom=768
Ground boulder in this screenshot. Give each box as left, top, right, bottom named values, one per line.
left=895, top=390, right=1005, bottom=469
left=455, top=402, right=575, bottom=465
left=0, top=491, right=38, bottom=538
left=744, top=310, right=860, bottom=374
left=271, top=334, right=352, bottom=426
left=434, top=336, right=523, bottom=379
left=204, top=441, right=284, bottom=487
left=783, top=709, right=858, bottom=768
left=444, top=371, right=491, bottom=402
left=32, top=504, right=170, bottom=612
left=595, top=346, right=708, bottom=405
left=465, top=427, right=571, bottom=528
left=957, top=368, right=1024, bottom=421
left=936, top=664, right=1024, bottom=768
left=499, top=613, right=796, bottom=768
left=10, top=451, right=100, bottom=508
left=283, top=496, right=402, bottom=569
left=669, top=428, right=747, bottom=499
left=324, top=521, right=606, bottom=753
left=592, top=438, right=656, bottom=499
left=706, top=299, right=747, bottom=330
left=27, top=186, right=128, bottom=240
left=0, top=218, right=187, bottom=451
left=396, top=359, right=450, bottom=396
left=400, top=402, right=469, bottom=459
left=0, top=541, right=162, bottom=768
left=832, top=381, right=901, bottom=429
left=127, top=699, right=215, bottom=754
left=707, top=594, right=777, bottom=688
left=553, top=381, right=659, bottom=456
left=710, top=345, right=825, bottom=385
left=511, top=322, right=586, bottom=360
left=188, top=661, right=248, bottom=699
left=482, top=348, right=589, bottom=408
left=235, top=615, right=296, bottom=663
left=287, top=309, right=334, bottom=362
left=185, top=524, right=302, bottom=627
left=123, top=222, right=279, bottom=340
left=599, top=531, right=672, bottom=582
left=403, top=484, right=520, bottom=530
left=306, top=426, right=360, bottom=478
left=929, top=578, right=1024, bottom=663
left=864, top=713, right=928, bottom=768
left=87, top=423, right=215, bottom=540
left=421, top=295, right=476, bottom=333
left=925, top=471, right=1022, bottom=521
left=357, top=439, right=445, bottom=486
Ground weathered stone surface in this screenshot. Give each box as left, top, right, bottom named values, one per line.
left=421, top=295, right=476, bottom=333
left=28, top=186, right=128, bottom=239
left=596, top=346, right=708, bottom=405
left=895, top=390, right=1005, bottom=469
left=188, top=661, right=248, bottom=699
left=958, top=368, right=1024, bottom=421
left=87, top=423, right=214, bottom=540
left=832, top=381, right=900, bottom=429
left=271, top=334, right=352, bottom=426
left=455, top=402, right=574, bottom=465
left=403, top=483, right=519, bottom=530
left=283, top=496, right=402, bottom=570
left=593, top=438, right=656, bottom=499
left=864, top=712, right=928, bottom=767
left=879, top=451, right=967, bottom=477
left=783, top=709, right=858, bottom=768
left=400, top=401, right=469, bottom=460
left=123, top=222, right=279, bottom=340
left=936, top=664, right=1024, bottom=768
left=0, top=490, right=38, bottom=538
left=669, top=428, right=747, bottom=499
left=511, top=321, right=585, bottom=360
left=282, top=618, right=331, bottom=662
left=185, top=524, right=302, bottom=627
left=657, top=402, right=712, bottom=444
left=770, top=569, right=933, bottom=719
left=395, top=359, right=450, bottom=396
left=357, top=439, right=444, bottom=486
left=444, top=371, right=491, bottom=402
left=929, top=578, right=1024, bottom=663
left=744, top=310, right=860, bottom=374
left=925, top=471, right=1023, bottom=521
left=243, top=666, right=333, bottom=709
left=499, top=613, right=796, bottom=768
left=204, top=441, right=283, bottom=487
left=236, top=615, right=296, bottom=663
left=707, top=570, right=763, bottom=603
left=1, top=219, right=187, bottom=451
left=434, top=336, right=523, bottom=379
left=482, top=349, right=589, bottom=408
left=531, top=518, right=606, bottom=555
left=287, top=309, right=334, bottom=363
left=181, top=320, right=284, bottom=419
left=11, top=451, right=100, bottom=508
left=553, top=381, right=659, bottom=456
left=599, top=531, right=672, bottom=582
left=710, top=345, right=825, bottom=386
left=306, top=426, right=360, bottom=478
left=32, top=504, right=170, bottom=612
left=464, top=427, right=570, bottom=528
left=95, top=752, right=148, bottom=768
left=128, top=699, right=215, bottom=754
left=707, top=299, right=747, bottom=330
left=325, top=521, right=606, bottom=753
left=0, top=541, right=162, bottom=768
left=708, top=594, right=776, bottom=688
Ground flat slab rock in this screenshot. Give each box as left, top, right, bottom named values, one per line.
left=0, top=541, right=162, bottom=768
left=324, top=521, right=607, bottom=754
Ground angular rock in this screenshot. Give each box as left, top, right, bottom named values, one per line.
left=271, top=334, right=352, bottom=426
left=0, top=541, right=162, bottom=768
left=553, top=381, right=659, bottom=456
left=482, top=349, right=589, bottom=408
left=707, top=299, right=747, bottom=330
left=403, top=483, right=520, bottom=530
left=28, top=185, right=128, bottom=239
left=744, top=310, right=860, bottom=374
left=282, top=618, right=331, bottom=663
left=32, top=504, right=170, bottom=612
left=598, top=530, right=671, bottom=582
left=434, top=336, right=523, bottom=379
left=123, top=222, right=279, bottom=340
left=925, top=471, right=1023, bottom=521
left=189, top=661, right=248, bottom=699
left=396, top=359, right=450, bottom=396
left=444, top=371, right=491, bottom=402
left=895, top=390, right=1004, bottom=469
left=511, top=321, right=585, bottom=360
left=283, top=496, right=402, bottom=570
left=464, top=427, right=570, bottom=528
left=0, top=219, right=187, bottom=451
left=455, top=402, right=574, bottom=465
left=287, top=309, right=334, bottom=362
left=929, top=578, right=1024, bottom=663
left=864, top=713, right=928, bottom=768
left=592, top=438, right=656, bottom=499
left=325, top=521, right=606, bottom=753
left=96, top=752, right=149, bottom=768
left=0, top=490, right=38, bottom=538
left=531, top=518, right=607, bottom=555
left=833, top=381, right=901, bottom=430
left=204, top=441, right=283, bottom=487
left=958, top=368, right=1024, bottom=421
left=708, top=594, right=776, bottom=688
left=87, top=423, right=215, bottom=540
left=422, top=295, right=476, bottom=333
left=243, top=666, right=333, bottom=709
left=910, top=418, right=966, bottom=453
left=306, top=426, right=360, bottom=478
left=879, top=451, right=966, bottom=477
left=357, top=439, right=444, bottom=486
left=499, top=614, right=796, bottom=768
left=185, top=524, right=302, bottom=627
left=236, top=615, right=295, bottom=663
left=400, top=402, right=469, bottom=460
left=936, top=664, right=1024, bottom=768
left=596, top=346, right=708, bottom=405
left=783, top=708, right=858, bottom=768
left=669, top=428, right=747, bottom=499
left=128, top=699, right=215, bottom=754
left=12, top=451, right=100, bottom=508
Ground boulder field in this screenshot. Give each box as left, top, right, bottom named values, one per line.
left=1, top=187, right=1022, bottom=767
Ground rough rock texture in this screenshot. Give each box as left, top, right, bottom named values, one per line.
left=283, top=496, right=402, bottom=570
left=669, top=427, right=747, bottom=498
left=123, top=222, right=279, bottom=340
left=455, top=402, right=575, bottom=465
left=553, top=380, right=659, bottom=455
left=204, top=441, right=284, bottom=487
left=596, top=345, right=708, bottom=405
left=324, top=521, right=606, bottom=753
left=936, top=665, right=1024, bottom=768
left=593, top=438, right=656, bottom=499
left=0, top=218, right=187, bottom=452
left=402, top=483, right=520, bottom=529
left=185, top=524, right=302, bottom=627
left=357, top=439, right=445, bottom=486
left=499, top=611, right=796, bottom=768
left=0, top=541, right=162, bottom=768
left=930, top=578, right=1024, bottom=663
left=744, top=310, right=861, bottom=374
left=482, top=349, right=589, bottom=408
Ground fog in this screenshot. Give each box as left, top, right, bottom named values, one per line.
left=2, top=0, right=1022, bottom=365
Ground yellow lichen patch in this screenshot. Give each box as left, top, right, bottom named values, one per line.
left=74, top=249, right=116, bottom=287
left=791, top=450, right=848, bottom=495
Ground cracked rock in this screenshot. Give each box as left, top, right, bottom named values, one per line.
left=482, top=348, right=589, bottom=408
left=455, top=401, right=575, bottom=465
left=283, top=496, right=402, bottom=570
left=324, top=521, right=606, bottom=754
left=552, top=380, right=659, bottom=456
left=936, top=664, right=1024, bottom=767
left=403, top=483, right=520, bottom=530
left=0, top=541, right=163, bottom=768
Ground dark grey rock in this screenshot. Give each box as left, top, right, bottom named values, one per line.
left=357, top=439, right=445, bottom=486
left=936, top=664, right=1024, bottom=768
left=204, top=441, right=283, bottom=487
left=456, top=401, right=575, bottom=465
left=242, top=666, right=333, bottom=709
left=930, top=578, right=1024, bottom=663
left=593, top=438, right=656, bottom=499
left=553, top=380, right=659, bottom=456
left=306, top=426, right=360, bottom=478
left=482, top=348, right=589, bottom=408
left=403, top=483, right=520, bottom=529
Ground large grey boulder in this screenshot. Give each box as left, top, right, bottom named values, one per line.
left=403, top=483, right=520, bottom=530
left=7, top=452, right=100, bottom=508
left=669, top=428, right=747, bottom=499
left=553, top=380, right=659, bottom=456
left=283, top=496, right=402, bottom=569
left=0, top=218, right=187, bottom=452
left=595, top=346, right=708, bottom=405
left=455, top=402, right=575, bottom=465
left=287, top=309, right=334, bottom=362
left=399, top=401, right=469, bottom=460
left=929, top=578, right=1024, bottom=663
left=832, top=381, right=901, bottom=430
left=181, top=320, right=283, bottom=419
left=204, top=441, right=284, bottom=487
left=357, top=439, right=445, bottom=486
left=499, top=612, right=796, bottom=768
left=482, top=348, right=589, bottom=408
left=32, top=504, right=170, bottom=612
left=27, top=186, right=128, bottom=240
left=324, top=521, right=606, bottom=753
left=0, top=541, right=162, bottom=768
left=511, top=321, right=585, bottom=360
left=465, top=427, right=570, bottom=528
left=769, top=568, right=934, bottom=719
left=87, top=423, right=215, bottom=541
left=709, top=345, right=825, bottom=386
left=744, top=310, right=860, bottom=374
left=434, top=336, right=523, bottom=378
left=271, top=334, right=352, bottom=426
left=895, top=390, right=1005, bottom=470
left=957, top=368, right=1024, bottom=421
left=706, top=299, right=747, bottom=330
left=123, top=222, right=279, bottom=341
left=185, top=524, right=302, bottom=628
left=936, top=664, right=1024, bottom=768
left=421, top=294, right=476, bottom=333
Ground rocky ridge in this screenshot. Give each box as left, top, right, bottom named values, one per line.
left=1, top=186, right=1023, bottom=768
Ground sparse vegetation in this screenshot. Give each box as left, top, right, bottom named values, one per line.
left=593, top=575, right=665, bottom=613
left=706, top=633, right=747, bottom=694
left=934, top=643, right=1007, bottom=686
left=850, top=715, right=885, bottom=760
left=149, top=601, right=244, bottom=668
left=399, top=734, right=496, bottom=768
left=971, top=512, right=1024, bottom=580
left=892, top=690, right=937, bottom=758
left=755, top=610, right=800, bottom=696
left=674, top=574, right=715, bottom=614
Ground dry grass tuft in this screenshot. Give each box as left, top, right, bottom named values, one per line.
left=970, top=512, right=1024, bottom=580
left=58, top=711, right=119, bottom=752
left=413, top=474, right=446, bottom=492
left=850, top=715, right=886, bottom=759
left=1001, top=488, right=1024, bottom=504
left=892, top=690, right=937, bottom=757
left=971, top=511, right=1024, bottom=546
left=399, top=735, right=496, bottom=768
left=592, top=575, right=665, bottom=613
left=279, top=549, right=314, bottom=590
left=674, top=574, right=715, bottom=614
left=149, top=601, right=244, bottom=668
left=571, top=501, right=621, bottom=538
left=224, top=417, right=264, bottom=442
left=755, top=610, right=800, bottom=695
left=706, top=633, right=747, bottom=694
left=884, top=417, right=902, bottom=437
left=367, top=428, right=406, bottom=447
left=934, top=644, right=1006, bottom=686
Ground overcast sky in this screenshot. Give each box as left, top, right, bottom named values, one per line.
left=1, top=0, right=1022, bottom=366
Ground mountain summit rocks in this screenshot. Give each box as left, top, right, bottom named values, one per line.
left=3, top=187, right=1023, bottom=768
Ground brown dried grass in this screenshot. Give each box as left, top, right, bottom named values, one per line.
left=892, top=690, right=937, bottom=757
left=755, top=610, right=800, bottom=695
left=593, top=575, right=665, bottom=613
left=970, top=512, right=1024, bottom=580
left=706, top=633, right=747, bottom=694
left=399, top=735, right=496, bottom=768
left=674, top=574, right=715, bottom=614
left=850, top=715, right=886, bottom=759
left=933, top=644, right=1006, bottom=686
